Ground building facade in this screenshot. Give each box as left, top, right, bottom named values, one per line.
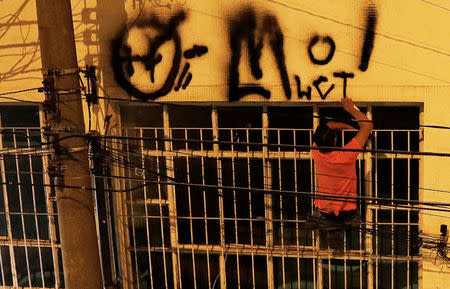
left=0, top=0, right=449, bottom=288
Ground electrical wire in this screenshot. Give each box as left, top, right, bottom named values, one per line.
left=181, top=5, right=449, bottom=83
left=0, top=87, right=42, bottom=103
left=315, top=115, right=450, bottom=130
left=2, top=130, right=448, bottom=202
left=92, top=148, right=450, bottom=213
left=419, top=0, right=450, bottom=11
left=97, top=148, right=449, bottom=258
left=2, top=129, right=446, bottom=159
left=1, top=149, right=446, bottom=259
left=101, top=140, right=450, bottom=196
left=1, top=140, right=447, bottom=216
left=262, top=0, right=450, bottom=57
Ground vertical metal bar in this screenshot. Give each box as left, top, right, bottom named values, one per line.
left=293, top=129, right=301, bottom=289
left=344, top=258, right=347, bottom=289
left=418, top=105, right=424, bottom=289
left=278, top=129, right=283, bottom=249
left=327, top=258, right=331, bottom=289
left=360, top=259, right=363, bottom=289
left=230, top=128, right=241, bottom=289
left=212, top=107, right=227, bottom=289
left=407, top=131, right=411, bottom=289
left=277, top=129, right=287, bottom=289
left=390, top=131, right=394, bottom=289
left=125, top=133, right=140, bottom=289
left=12, top=129, right=32, bottom=287
left=374, top=130, right=378, bottom=289
left=39, top=107, right=61, bottom=288
left=0, top=244, right=5, bottom=288
left=26, top=129, right=45, bottom=288
left=139, top=130, right=154, bottom=289
left=104, top=164, right=118, bottom=283
left=184, top=128, right=198, bottom=289
left=365, top=106, right=374, bottom=289
left=246, top=129, right=256, bottom=289
left=155, top=149, right=169, bottom=289
left=163, top=105, right=181, bottom=289
left=313, top=104, right=321, bottom=289
left=41, top=153, right=60, bottom=288
left=0, top=156, right=18, bottom=288
left=114, top=126, right=133, bottom=289
left=262, top=107, right=274, bottom=289
left=0, top=112, right=16, bottom=289
left=199, top=131, right=212, bottom=289
left=184, top=129, right=197, bottom=288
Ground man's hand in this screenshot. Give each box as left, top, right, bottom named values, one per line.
left=341, top=97, right=356, bottom=112
left=340, top=97, right=373, bottom=147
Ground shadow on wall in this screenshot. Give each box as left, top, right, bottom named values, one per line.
left=0, top=0, right=41, bottom=83
left=81, top=0, right=127, bottom=85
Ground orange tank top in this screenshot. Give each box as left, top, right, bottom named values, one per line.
left=312, top=138, right=361, bottom=216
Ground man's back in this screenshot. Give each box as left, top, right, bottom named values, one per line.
left=311, top=97, right=373, bottom=216
left=312, top=138, right=361, bottom=216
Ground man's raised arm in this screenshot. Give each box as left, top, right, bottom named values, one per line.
left=326, top=121, right=355, bottom=130
left=341, top=98, right=373, bottom=147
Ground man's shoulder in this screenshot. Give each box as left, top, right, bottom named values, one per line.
left=344, top=137, right=362, bottom=149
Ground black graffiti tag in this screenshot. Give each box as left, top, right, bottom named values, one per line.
left=228, top=8, right=291, bottom=102
left=111, top=12, right=189, bottom=100
left=110, top=4, right=376, bottom=101
left=307, top=35, right=336, bottom=65
left=313, top=76, right=335, bottom=100
left=359, top=3, right=377, bottom=71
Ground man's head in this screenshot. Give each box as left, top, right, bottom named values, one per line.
left=313, top=123, right=336, bottom=152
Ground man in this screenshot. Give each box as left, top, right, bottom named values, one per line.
left=310, top=97, right=373, bottom=249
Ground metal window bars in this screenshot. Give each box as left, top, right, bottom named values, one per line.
left=0, top=127, right=62, bottom=288
left=112, top=105, right=422, bottom=289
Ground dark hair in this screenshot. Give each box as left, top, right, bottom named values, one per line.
left=313, top=123, right=336, bottom=152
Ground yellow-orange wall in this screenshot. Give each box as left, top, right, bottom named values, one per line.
left=0, top=1, right=448, bottom=287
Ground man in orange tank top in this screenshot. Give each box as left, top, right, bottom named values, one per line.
left=310, top=98, right=373, bottom=249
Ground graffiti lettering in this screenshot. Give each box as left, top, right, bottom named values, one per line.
left=308, top=35, right=336, bottom=65
left=184, top=45, right=208, bottom=59
left=110, top=4, right=376, bottom=101
left=111, top=11, right=208, bottom=100
left=294, top=75, right=312, bottom=100
left=313, top=76, right=335, bottom=100
left=228, top=8, right=291, bottom=101
left=181, top=72, right=192, bottom=89
left=359, top=4, right=377, bottom=71
left=174, top=63, right=190, bottom=91
left=333, top=72, right=354, bottom=98
left=111, top=12, right=185, bottom=100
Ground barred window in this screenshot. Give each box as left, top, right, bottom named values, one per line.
left=0, top=106, right=63, bottom=288
left=117, top=104, right=421, bottom=289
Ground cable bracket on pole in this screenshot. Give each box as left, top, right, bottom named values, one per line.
left=42, top=67, right=80, bottom=76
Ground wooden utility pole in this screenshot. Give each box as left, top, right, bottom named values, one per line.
left=35, top=1, right=102, bottom=288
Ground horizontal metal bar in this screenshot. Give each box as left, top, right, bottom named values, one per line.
left=126, top=127, right=421, bottom=133
left=126, top=199, right=169, bottom=205
left=143, top=149, right=312, bottom=159
left=126, top=244, right=422, bottom=261
left=102, top=135, right=440, bottom=157
left=0, top=238, right=60, bottom=247
left=0, top=148, right=50, bottom=155
left=0, top=287, right=58, bottom=289
left=142, top=149, right=418, bottom=160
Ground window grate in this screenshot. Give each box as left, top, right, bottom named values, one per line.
left=0, top=125, right=62, bottom=288
left=114, top=105, right=422, bottom=289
